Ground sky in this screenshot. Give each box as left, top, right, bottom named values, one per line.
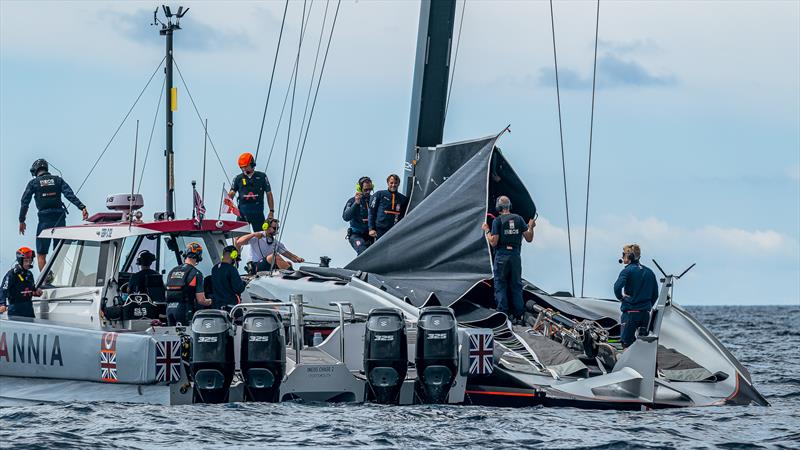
left=1, top=0, right=798, bottom=305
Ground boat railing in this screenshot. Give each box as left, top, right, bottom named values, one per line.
left=328, top=301, right=355, bottom=364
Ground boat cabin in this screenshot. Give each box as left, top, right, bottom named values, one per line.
left=33, top=194, right=250, bottom=329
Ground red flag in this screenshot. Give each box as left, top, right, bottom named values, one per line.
left=223, top=197, right=240, bottom=218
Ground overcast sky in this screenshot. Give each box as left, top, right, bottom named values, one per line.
left=1, top=0, right=798, bottom=305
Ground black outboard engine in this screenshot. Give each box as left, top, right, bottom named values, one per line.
left=415, top=306, right=458, bottom=404
left=240, top=310, right=286, bottom=402
left=191, top=310, right=234, bottom=403
left=364, top=308, right=408, bottom=404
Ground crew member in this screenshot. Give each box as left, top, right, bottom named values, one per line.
left=235, top=219, right=304, bottom=271
left=0, top=247, right=42, bottom=318
left=210, top=245, right=246, bottom=310
left=482, top=196, right=535, bottom=324
left=228, top=152, right=275, bottom=232
left=368, top=174, right=408, bottom=240
left=127, top=250, right=159, bottom=294
left=19, top=159, right=90, bottom=270
left=342, top=176, right=374, bottom=254
left=165, top=242, right=211, bottom=326
left=613, top=244, right=659, bottom=348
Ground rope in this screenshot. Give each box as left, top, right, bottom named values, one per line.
left=254, top=0, right=290, bottom=164
left=279, top=0, right=341, bottom=236
left=277, top=0, right=310, bottom=219
left=137, top=76, right=166, bottom=194
left=171, top=57, right=232, bottom=183
left=580, top=0, right=601, bottom=297
left=282, top=0, right=331, bottom=222
left=444, top=0, right=467, bottom=123
left=548, top=0, right=576, bottom=296
left=46, top=56, right=166, bottom=233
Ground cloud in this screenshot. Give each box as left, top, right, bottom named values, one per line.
left=107, top=9, right=254, bottom=51
left=537, top=53, right=678, bottom=90
left=597, top=38, right=663, bottom=55
left=535, top=214, right=796, bottom=257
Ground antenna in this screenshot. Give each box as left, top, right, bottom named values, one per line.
left=652, top=259, right=696, bottom=280
left=129, top=120, right=140, bottom=227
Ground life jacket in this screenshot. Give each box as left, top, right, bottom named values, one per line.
left=33, top=174, right=63, bottom=211
left=237, top=172, right=268, bottom=206
left=3, top=265, right=36, bottom=306
left=497, top=214, right=524, bottom=248
left=165, top=264, right=199, bottom=304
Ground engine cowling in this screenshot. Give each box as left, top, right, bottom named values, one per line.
left=240, top=309, right=286, bottom=402
left=364, top=308, right=408, bottom=404
left=191, top=309, right=234, bottom=403
left=415, top=306, right=458, bottom=404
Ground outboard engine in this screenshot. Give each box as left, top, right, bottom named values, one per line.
left=364, top=308, right=408, bottom=404
left=415, top=306, right=458, bottom=404
left=240, top=310, right=286, bottom=402
left=191, top=310, right=234, bottom=403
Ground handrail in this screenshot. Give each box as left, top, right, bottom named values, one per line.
left=328, top=301, right=354, bottom=363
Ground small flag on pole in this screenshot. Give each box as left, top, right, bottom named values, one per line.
left=222, top=185, right=240, bottom=217
left=193, top=186, right=206, bottom=228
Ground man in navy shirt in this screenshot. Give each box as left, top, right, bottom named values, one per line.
left=228, top=152, right=275, bottom=232
left=210, top=245, right=246, bottom=310
left=613, top=244, right=660, bottom=348
left=342, top=176, right=373, bottom=254
left=368, top=174, right=408, bottom=240
left=482, top=196, right=535, bottom=324
left=19, top=159, right=89, bottom=270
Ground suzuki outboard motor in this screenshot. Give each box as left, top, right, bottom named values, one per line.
left=415, top=306, right=458, bottom=404
left=191, top=310, right=234, bottom=403
left=240, top=309, right=286, bottom=402
left=364, top=308, right=408, bottom=404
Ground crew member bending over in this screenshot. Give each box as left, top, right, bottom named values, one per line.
left=235, top=219, right=304, bottom=271
left=613, top=244, right=659, bottom=348
left=482, top=196, right=535, bottom=325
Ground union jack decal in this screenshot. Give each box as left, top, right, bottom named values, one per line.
left=155, top=340, right=182, bottom=383
left=469, top=332, right=494, bottom=376
left=100, top=332, right=118, bottom=383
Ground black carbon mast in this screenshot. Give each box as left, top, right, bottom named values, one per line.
left=154, top=5, right=189, bottom=219
left=404, top=0, right=457, bottom=196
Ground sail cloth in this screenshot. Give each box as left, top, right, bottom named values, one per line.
left=345, top=131, right=537, bottom=307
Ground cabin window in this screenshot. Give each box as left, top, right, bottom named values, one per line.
left=119, top=235, right=160, bottom=274
left=46, top=240, right=102, bottom=287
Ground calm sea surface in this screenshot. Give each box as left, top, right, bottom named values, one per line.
left=1, top=305, right=798, bottom=449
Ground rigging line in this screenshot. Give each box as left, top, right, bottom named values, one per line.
left=283, top=0, right=331, bottom=221
left=265, top=2, right=317, bottom=173
left=171, top=57, right=232, bottom=183
left=280, top=0, right=341, bottom=237
left=278, top=0, right=310, bottom=219
left=444, top=0, right=466, bottom=123
left=580, top=0, right=600, bottom=297
left=254, top=0, right=290, bottom=164
left=548, top=0, right=576, bottom=296
left=137, top=76, right=167, bottom=194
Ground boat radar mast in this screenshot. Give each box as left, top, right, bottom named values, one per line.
left=152, top=5, right=189, bottom=220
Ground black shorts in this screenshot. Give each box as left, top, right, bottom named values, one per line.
left=36, top=210, right=66, bottom=255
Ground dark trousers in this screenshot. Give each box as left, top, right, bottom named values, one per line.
left=620, top=311, right=651, bottom=348
left=238, top=205, right=265, bottom=232
left=8, top=301, right=35, bottom=318
left=375, top=227, right=391, bottom=240
left=36, top=209, right=66, bottom=255
left=166, top=303, right=194, bottom=326
left=348, top=232, right=372, bottom=254
left=493, top=251, right=523, bottom=317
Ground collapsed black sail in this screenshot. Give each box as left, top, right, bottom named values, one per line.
left=345, top=131, right=537, bottom=307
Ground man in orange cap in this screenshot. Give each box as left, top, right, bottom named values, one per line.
left=228, top=152, right=275, bottom=232
left=0, top=247, right=42, bottom=318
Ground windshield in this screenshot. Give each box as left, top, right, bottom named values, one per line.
left=46, top=240, right=102, bottom=287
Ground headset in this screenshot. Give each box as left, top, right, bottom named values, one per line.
left=135, top=250, right=156, bottom=267
left=495, top=197, right=512, bottom=213
left=356, top=176, right=372, bottom=193
left=262, top=218, right=279, bottom=232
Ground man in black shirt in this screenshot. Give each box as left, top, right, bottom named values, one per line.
left=19, top=159, right=90, bottom=270
left=128, top=250, right=159, bottom=294
left=211, top=245, right=246, bottom=310
left=165, top=242, right=211, bottom=326
left=228, top=152, right=275, bottom=232
left=0, top=247, right=42, bottom=318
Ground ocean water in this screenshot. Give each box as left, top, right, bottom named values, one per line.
left=1, top=305, right=798, bottom=449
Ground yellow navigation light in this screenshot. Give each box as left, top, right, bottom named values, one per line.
left=171, top=87, right=178, bottom=111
